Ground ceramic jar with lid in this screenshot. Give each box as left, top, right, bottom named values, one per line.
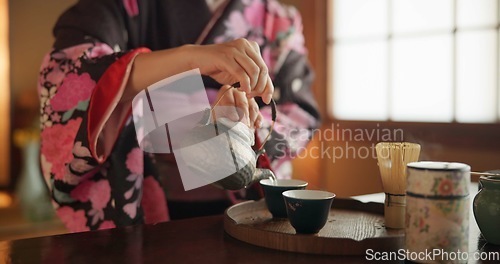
left=405, top=161, right=470, bottom=263
left=473, top=175, right=500, bottom=246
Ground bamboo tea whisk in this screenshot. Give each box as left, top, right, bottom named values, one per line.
left=375, top=142, right=420, bottom=229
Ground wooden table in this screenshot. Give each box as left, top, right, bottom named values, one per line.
left=1, top=191, right=499, bottom=263
left=0, top=215, right=368, bottom=264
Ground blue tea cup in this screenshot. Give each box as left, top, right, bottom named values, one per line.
left=282, top=190, right=335, bottom=234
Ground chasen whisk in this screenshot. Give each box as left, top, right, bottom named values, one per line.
left=375, top=142, right=420, bottom=229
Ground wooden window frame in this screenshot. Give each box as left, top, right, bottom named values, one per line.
left=292, top=0, right=500, bottom=152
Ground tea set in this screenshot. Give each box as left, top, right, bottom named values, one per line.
left=260, top=178, right=335, bottom=234
left=180, top=83, right=499, bottom=257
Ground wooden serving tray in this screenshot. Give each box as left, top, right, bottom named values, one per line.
left=223, top=198, right=404, bottom=255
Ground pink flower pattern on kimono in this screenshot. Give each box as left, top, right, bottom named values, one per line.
left=216, top=0, right=266, bottom=45
left=264, top=13, right=291, bottom=42
left=123, top=148, right=144, bottom=219
left=51, top=73, right=95, bottom=112
left=39, top=56, right=66, bottom=88
left=265, top=1, right=306, bottom=56
left=59, top=44, right=95, bottom=62
left=89, top=180, right=111, bottom=210
left=126, top=147, right=143, bottom=175
left=267, top=0, right=287, bottom=16
left=39, top=46, right=89, bottom=91
left=244, top=0, right=265, bottom=28
left=56, top=207, right=90, bottom=233
left=40, top=44, right=95, bottom=82
left=70, top=141, right=96, bottom=176
left=124, top=173, right=143, bottom=200
left=61, top=166, right=86, bottom=186
left=216, top=0, right=306, bottom=77
left=86, top=42, right=116, bottom=57
left=123, top=200, right=139, bottom=219
left=225, top=11, right=250, bottom=39
left=50, top=113, right=61, bottom=123
left=41, top=118, right=82, bottom=182
left=73, top=141, right=92, bottom=157
left=70, top=157, right=95, bottom=175
left=39, top=86, right=57, bottom=128
left=81, top=180, right=112, bottom=226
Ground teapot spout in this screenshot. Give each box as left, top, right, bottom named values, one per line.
left=212, top=167, right=276, bottom=190
left=253, top=168, right=275, bottom=182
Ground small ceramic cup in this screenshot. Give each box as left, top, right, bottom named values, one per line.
left=282, top=190, right=335, bottom=234
left=260, top=179, right=308, bottom=218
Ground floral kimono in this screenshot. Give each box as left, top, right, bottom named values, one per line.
left=38, top=0, right=320, bottom=232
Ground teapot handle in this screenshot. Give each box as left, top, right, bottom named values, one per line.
left=257, top=98, right=276, bottom=152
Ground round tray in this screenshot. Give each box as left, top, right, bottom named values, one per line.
left=223, top=198, right=404, bottom=255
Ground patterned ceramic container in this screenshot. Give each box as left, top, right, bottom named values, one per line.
left=406, top=162, right=470, bottom=264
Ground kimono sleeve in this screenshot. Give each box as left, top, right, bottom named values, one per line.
left=38, top=42, right=150, bottom=195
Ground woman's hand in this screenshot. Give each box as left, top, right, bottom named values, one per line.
left=213, top=85, right=262, bottom=129
left=125, top=38, right=273, bottom=105
left=185, top=38, right=274, bottom=104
